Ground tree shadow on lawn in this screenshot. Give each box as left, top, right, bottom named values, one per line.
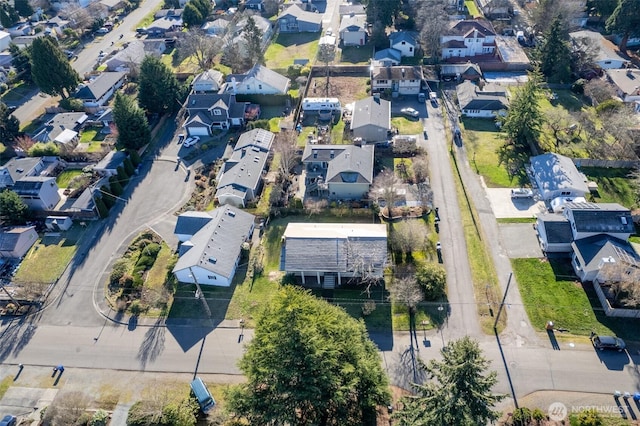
left=273, top=32, right=319, bottom=47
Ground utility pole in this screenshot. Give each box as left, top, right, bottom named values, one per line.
left=189, top=267, right=212, bottom=319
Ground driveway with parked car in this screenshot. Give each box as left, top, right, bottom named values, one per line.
left=485, top=187, right=547, bottom=218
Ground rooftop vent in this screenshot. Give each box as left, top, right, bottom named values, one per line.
left=208, top=257, right=217, bottom=264
left=228, top=210, right=236, bottom=217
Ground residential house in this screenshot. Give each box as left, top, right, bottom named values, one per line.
left=572, top=235, right=640, bottom=282
left=0, top=31, right=11, bottom=51
left=7, top=22, right=32, bottom=38
left=69, top=186, right=99, bottom=218
left=245, top=0, right=264, bottom=11
left=192, top=69, right=225, bottom=93
left=530, top=153, right=589, bottom=208
left=570, top=30, right=628, bottom=69
left=93, top=150, right=128, bottom=176
left=154, top=8, right=183, bottom=19
left=371, top=66, right=423, bottom=96
left=564, top=202, right=634, bottom=242
left=605, top=68, right=640, bottom=105
left=0, top=157, right=48, bottom=188
left=105, top=40, right=166, bottom=72
left=350, top=96, right=391, bottom=142
left=223, top=64, right=290, bottom=95
left=389, top=31, right=417, bottom=57
left=172, top=205, right=255, bottom=287
left=100, top=0, right=126, bottom=11
left=174, top=211, right=218, bottom=243
left=278, top=4, right=323, bottom=33
left=456, top=80, right=508, bottom=118
left=280, top=222, right=388, bottom=288
left=0, top=226, right=38, bottom=259
left=339, top=13, right=367, bottom=46
left=440, top=63, right=482, bottom=82
left=214, top=128, right=274, bottom=207
left=535, top=213, right=573, bottom=253
left=441, top=19, right=497, bottom=60
left=13, top=176, right=60, bottom=210
left=373, top=48, right=401, bottom=67
left=45, top=17, right=70, bottom=36
left=45, top=215, right=73, bottom=231
left=228, top=16, right=273, bottom=54
left=11, top=33, right=47, bottom=50
left=146, top=14, right=182, bottom=38
left=32, top=112, right=88, bottom=152
left=74, top=71, right=127, bottom=111
left=302, top=144, right=374, bottom=200
left=477, top=0, right=511, bottom=19
left=183, top=93, right=247, bottom=135
left=201, top=18, right=230, bottom=36
left=339, top=4, right=366, bottom=17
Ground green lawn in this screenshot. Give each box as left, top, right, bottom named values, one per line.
left=56, top=169, right=84, bottom=187
left=297, top=126, right=317, bottom=146
left=1, top=82, right=36, bottom=103
left=581, top=167, right=637, bottom=209
left=512, top=258, right=640, bottom=340
left=464, top=0, right=482, bottom=17
left=461, top=118, right=518, bottom=188
left=265, top=33, right=319, bottom=71
left=14, top=226, right=85, bottom=284
left=391, top=117, right=423, bottom=135
left=338, top=45, right=372, bottom=64
left=331, top=119, right=346, bottom=143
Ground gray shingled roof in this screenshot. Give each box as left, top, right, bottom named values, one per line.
left=372, top=66, right=423, bottom=81
left=0, top=157, right=43, bottom=187
left=278, top=4, right=324, bottom=25
left=389, top=31, right=417, bottom=46
left=173, top=205, right=255, bottom=278
left=302, top=144, right=374, bottom=184
left=531, top=153, right=589, bottom=196
left=570, top=30, right=626, bottom=64
left=94, top=150, right=127, bottom=172
left=226, top=65, right=290, bottom=94
left=565, top=202, right=635, bottom=235
left=75, top=72, right=126, bottom=101
left=174, top=211, right=215, bottom=237
left=605, top=69, right=640, bottom=96
left=351, top=96, right=390, bottom=130
left=572, top=235, right=640, bottom=276
left=440, top=63, right=482, bottom=77
left=374, top=48, right=402, bottom=63
left=456, top=80, right=508, bottom=111
left=0, top=226, right=36, bottom=252
left=32, top=112, right=88, bottom=143
left=234, top=128, right=274, bottom=152
left=538, top=213, right=572, bottom=244
left=282, top=223, right=387, bottom=272
left=13, top=176, right=55, bottom=196
left=339, top=14, right=366, bottom=32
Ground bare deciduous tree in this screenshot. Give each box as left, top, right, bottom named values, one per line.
left=389, top=275, right=424, bottom=312
left=410, top=181, right=434, bottom=211
left=584, top=79, right=616, bottom=106
left=60, top=4, right=92, bottom=30
left=178, top=30, right=223, bottom=71
left=317, top=42, right=336, bottom=94
left=369, top=168, right=402, bottom=217
left=532, top=0, right=586, bottom=33
left=416, top=0, right=449, bottom=59
left=390, top=220, right=429, bottom=254
left=597, top=261, right=640, bottom=307
left=543, top=107, right=572, bottom=150
left=273, top=130, right=299, bottom=180
left=412, top=154, right=430, bottom=183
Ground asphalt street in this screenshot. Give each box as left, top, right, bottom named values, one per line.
left=10, top=0, right=164, bottom=124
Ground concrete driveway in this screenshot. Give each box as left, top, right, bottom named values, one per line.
left=485, top=187, right=548, bottom=218
left=498, top=223, right=543, bottom=258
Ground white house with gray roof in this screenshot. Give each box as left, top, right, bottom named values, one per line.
left=530, top=153, right=589, bottom=206
left=173, top=205, right=255, bottom=286
left=456, top=80, right=508, bottom=118
left=278, top=4, right=323, bottom=33
left=281, top=222, right=388, bottom=288
left=302, top=144, right=374, bottom=200
left=13, top=176, right=60, bottom=210
left=389, top=31, right=417, bottom=57
left=215, top=129, right=274, bottom=207
left=339, top=14, right=367, bottom=46
left=223, top=64, right=290, bottom=95
left=350, top=97, right=391, bottom=142
left=572, top=235, right=640, bottom=282
left=605, top=68, right=640, bottom=105
left=74, top=71, right=126, bottom=110
left=192, top=69, right=225, bottom=93
left=570, top=30, right=628, bottom=69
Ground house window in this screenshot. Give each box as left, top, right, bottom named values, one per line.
left=246, top=85, right=250, bottom=90
left=207, top=275, right=217, bottom=280
left=409, top=47, right=413, bottom=52
left=401, top=41, right=406, bottom=45
left=377, top=80, right=387, bottom=84
left=561, top=191, right=570, bottom=196
left=214, top=110, right=221, bottom=115
left=409, top=79, right=415, bottom=83
left=604, top=61, right=611, bottom=65
left=258, top=84, right=262, bottom=90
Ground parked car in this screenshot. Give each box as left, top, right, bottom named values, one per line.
left=136, top=27, right=147, bottom=34
left=436, top=241, right=442, bottom=252
left=183, top=136, right=200, bottom=147
left=400, top=107, right=419, bottom=119
left=325, top=27, right=333, bottom=36
left=0, top=415, right=16, bottom=426
left=591, top=333, right=625, bottom=352
left=510, top=188, right=534, bottom=198
left=429, top=92, right=438, bottom=107
left=177, top=133, right=185, bottom=144
left=96, top=27, right=110, bottom=34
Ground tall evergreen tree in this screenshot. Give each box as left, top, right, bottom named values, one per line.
left=0, top=189, right=28, bottom=225
left=0, top=3, right=19, bottom=28
left=537, top=16, right=572, bottom=83
left=366, top=0, right=400, bottom=28
left=499, top=69, right=543, bottom=152
left=10, top=43, right=31, bottom=82
left=138, top=56, right=182, bottom=114
left=30, top=36, right=80, bottom=99
left=0, top=102, right=20, bottom=142
left=394, top=336, right=504, bottom=426
left=227, top=286, right=390, bottom=425
left=191, top=0, right=211, bottom=20
left=606, top=0, right=640, bottom=52
left=113, top=93, right=151, bottom=150
left=243, top=16, right=264, bottom=65
left=14, top=0, right=33, bottom=17
left=181, top=2, right=203, bottom=28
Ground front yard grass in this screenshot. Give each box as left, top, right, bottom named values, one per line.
left=14, top=226, right=85, bottom=284
left=391, top=117, right=422, bottom=135
left=512, top=258, right=640, bottom=341
left=464, top=0, right=482, bottom=17
left=265, top=32, right=319, bottom=71
left=338, top=45, right=373, bottom=64
left=56, top=169, right=84, bottom=187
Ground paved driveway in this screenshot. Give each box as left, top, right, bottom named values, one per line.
left=485, top=187, right=548, bottom=218
left=498, top=223, right=543, bottom=258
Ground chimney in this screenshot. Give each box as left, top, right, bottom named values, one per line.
left=401, top=68, right=405, bottom=78
left=477, top=80, right=485, bottom=91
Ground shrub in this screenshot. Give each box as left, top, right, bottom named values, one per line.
left=511, top=407, right=532, bottom=425
left=90, top=409, right=109, bottom=426
left=415, top=262, right=447, bottom=300
left=571, top=78, right=586, bottom=94
left=300, top=66, right=311, bottom=76
left=110, top=259, right=129, bottom=285
left=123, top=156, right=135, bottom=176
left=247, top=119, right=270, bottom=130
left=595, top=98, right=623, bottom=115
left=129, top=300, right=144, bottom=315
left=59, top=97, right=84, bottom=111
left=287, top=64, right=302, bottom=80
left=29, top=142, right=60, bottom=157
left=119, top=273, right=135, bottom=289
left=128, top=149, right=141, bottom=166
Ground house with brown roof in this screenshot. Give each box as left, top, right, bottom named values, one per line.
left=371, top=66, right=423, bottom=95
left=605, top=68, right=640, bottom=105
left=441, top=19, right=497, bottom=60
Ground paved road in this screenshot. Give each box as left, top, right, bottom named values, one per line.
left=10, top=0, right=163, bottom=124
